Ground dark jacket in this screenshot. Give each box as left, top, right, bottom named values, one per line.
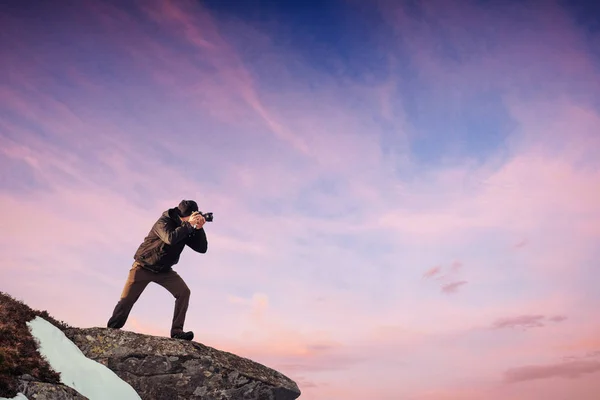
left=133, top=208, right=208, bottom=273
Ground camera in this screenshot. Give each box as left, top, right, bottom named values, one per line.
left=199, top=211, right=213, bottom=222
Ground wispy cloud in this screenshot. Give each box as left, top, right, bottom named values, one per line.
left=514, top=239, right=529, bottom=249
left=549, top=315, right=568, bottom=323
left=135, top=0, right=312, bottom=155
left=441, top=281, right=468, bottom=294
left=492, top=315, right=546, bottom=330
left=423, top=266, right=441, bottom=279
left=491, top=315, right=568, bottom=330
left=504, top=360, right=600, bottom=383
left=423, top=262, right=468, bottom=294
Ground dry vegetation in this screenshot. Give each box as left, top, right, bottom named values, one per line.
left=0, top=291, right=72, bottom=398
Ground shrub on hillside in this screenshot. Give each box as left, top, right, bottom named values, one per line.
left=0, top=291, right=72, bottom=397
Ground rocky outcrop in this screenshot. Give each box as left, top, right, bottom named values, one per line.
left=62, top=327, right=301, bottom=400
left=0, top=291, right=301, bottom=400
left=16, top=376, right=88, bottom=400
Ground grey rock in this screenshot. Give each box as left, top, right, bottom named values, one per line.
left=62, top=327, right=301, bottom=400
left=17, top=379, right=88, bottom=400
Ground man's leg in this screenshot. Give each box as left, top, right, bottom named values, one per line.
left=154, top=270, right=191, bottom=337
left=107, top=263, right=153, bottom=329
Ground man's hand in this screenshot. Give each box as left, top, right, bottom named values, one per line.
left=189, top=212, right=206, bottom=229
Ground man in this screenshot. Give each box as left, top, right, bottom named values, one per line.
left=107, top=199, right=208, bottom=341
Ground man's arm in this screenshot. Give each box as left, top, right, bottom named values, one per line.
left=186, top=227, right=208, bottom=253
left=152, top=216, right=195, bottom=246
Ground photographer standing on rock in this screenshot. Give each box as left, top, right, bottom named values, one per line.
left=107, top=199, right=209, bottom=341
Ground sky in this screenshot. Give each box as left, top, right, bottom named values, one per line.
left=1, top=0, right=599, bottom=398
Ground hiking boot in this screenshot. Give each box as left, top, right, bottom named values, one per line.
left=171, top=331, right=194, bottom=341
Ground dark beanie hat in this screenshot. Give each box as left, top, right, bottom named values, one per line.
left=177, top=199, right=198, bottom=217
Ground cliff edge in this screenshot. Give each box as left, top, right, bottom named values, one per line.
left=0, top=292, right=301, bottom=400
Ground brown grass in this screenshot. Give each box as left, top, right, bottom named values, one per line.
left=0, top=291, right=73, bottom=397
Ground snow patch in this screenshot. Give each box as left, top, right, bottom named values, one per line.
left=25, top=316, right=141, bottom=400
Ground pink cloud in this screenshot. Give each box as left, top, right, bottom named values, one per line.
left=487, top=314, right=568, bottom=333
left=422, top=262, right=468, bottom=294
left=450, top=260, right=463, bottom=271
left=504, top=360, right=600, bottom=383
left=549, top=315, right=568, bottom=323
left=441, top=280, right=468, bottom=294
left=514, top=239, right=529, bottom=248
left=491, top=315, right=546, bottom=330
left=423, top=265, right=441, bottom=279
left=411, top=373, right=600, bottom=400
